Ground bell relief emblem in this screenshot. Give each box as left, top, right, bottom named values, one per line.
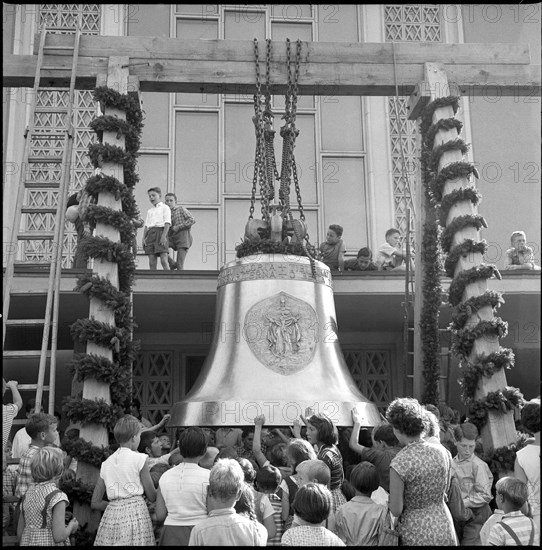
left=244, top=292, right=318, bottom=375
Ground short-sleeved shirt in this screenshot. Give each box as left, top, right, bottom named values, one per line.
left=2, top=403, right=18, bottom=452
left=317, top=444, right=344, bottom=491
left=376, top=242, right=402, bottom=270
left=100, top=447, right=146, bottom=500
left=487, top=511, right=538, bottom=546
left=15, top=445, right=41, bottom=499
left=159, top=462, right=210, bottom=526
left=145, top=201, right=171, bottom=228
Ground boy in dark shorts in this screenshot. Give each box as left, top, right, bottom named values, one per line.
left=164, top=192, right=195, bottom=270
left=143, top=187, right=171, bottom=270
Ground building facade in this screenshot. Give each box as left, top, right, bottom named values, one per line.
left=3, top=4, right=540, bottom=428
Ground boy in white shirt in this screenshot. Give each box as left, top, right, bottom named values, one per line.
left=143, top=187, right=171, bottom=270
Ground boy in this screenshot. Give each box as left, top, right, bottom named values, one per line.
left=334, top=462, right=388, bottom=546
left=376, top=228, right=411, bottom=271
left=319, top=224, right=345, bottom=271
left=188, top=458, right=267, bottom=546
left=2, top=379, right=22, bottom=453
left=349, top=407, right=400, bottom=494
left=138, top=431, right=180, bottom=469
left=504, top=230, right=539, bottom=270
left=344, top=247, right=378, bottom=271
left=281, top=483, right=345, bottom=546
left=486, top=477, right=538, bottom=546
left=253, top=464, right=283, bottom=545
left=143, top=187, right=171, bottom=270
left=164, top=192, right=196, bottom=270
left=451, top=422, right=493, bottom=545
left=15, top=413, right=59, bottom=500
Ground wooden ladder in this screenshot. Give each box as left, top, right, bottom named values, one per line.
left=2, top=26, right=82, bottom=417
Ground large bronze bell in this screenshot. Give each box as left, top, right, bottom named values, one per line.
left=169, top=253, right=381, bottom=427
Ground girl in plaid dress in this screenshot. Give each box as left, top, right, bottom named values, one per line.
left=91, top=415, right=156, bottom=546
left=304, top=413, right=346, bottom=514
left=17, top=447, right=79, bottom=546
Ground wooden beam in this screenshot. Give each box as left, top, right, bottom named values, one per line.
left=4, top=53, right=540, bottom=96
left=33, top=35, right=533, bottom=66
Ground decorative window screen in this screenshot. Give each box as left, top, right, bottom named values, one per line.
left=133, top=350, right=174, bottom=425
left=22, top=5, right=100, bottom=265
left=343, top=350, right=392, bottom=414
left=385, top=4, right=441, bottom=246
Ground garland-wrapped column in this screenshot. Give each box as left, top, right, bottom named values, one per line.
left=63, top=57, right=142, bottom=539
left=410, top=63, right=520, bottom=453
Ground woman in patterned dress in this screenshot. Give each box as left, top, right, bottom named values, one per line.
left=304, top=413, right=346, bottom=514
left=386, top=398, right=458, bottom=546
left=18, top=447, right=79, bottom=546
left=91, top=415, right=156, bottom=546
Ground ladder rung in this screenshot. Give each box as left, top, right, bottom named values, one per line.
left=21, top=207, right=59, bottom=214
left=4, top=319, right=46, bottom=326
left=3, top=351, right=52, bottom=358
left=16, top=384, right=51, bottom=391
left=40, top=66, right=73, bottom=71
left=18, top=232, right=55, bottom=240
left=27, top=156, right=63, bottom=163
left=43, top=45, right=75, bottom=51
left=25, top=181, right=60, bottom=189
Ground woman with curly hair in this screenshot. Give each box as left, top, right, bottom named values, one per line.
left=386, top=397, right=458, bottom=546
left=303, top=413, right=346, bottom=515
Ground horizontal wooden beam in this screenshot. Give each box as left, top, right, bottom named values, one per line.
left=33, top=34, right=534, bottom=66
left=4, top=52, right=540, bottom=96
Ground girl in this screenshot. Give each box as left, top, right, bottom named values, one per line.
left=304, top=413, right=347, bottom=514
left=17, top=447, right=78, bottom=546
left=281, top=438, right=317, bottom=530
left=91, top=414, right=156, bottom=545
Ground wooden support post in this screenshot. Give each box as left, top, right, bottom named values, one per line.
left=73, top=56, right=129, bottom=532
left=411, top=63, right=516, bottom=452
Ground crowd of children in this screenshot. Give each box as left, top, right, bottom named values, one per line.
left=3, top=380, right=540, bottom=546
left=319, top=226, right=540, bottom=273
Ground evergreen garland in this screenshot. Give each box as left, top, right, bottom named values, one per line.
left=438, top=187, right=482, bottom=226
left=70, top=318, right=131, bottom=352
left=458, top=348, right=515, bottom=402
left=448, top=265, right=502, bottom=307
left=85, top=174, right=140, bottom=218
left=61, top=434, right=111, bottom=468
left=428, top=138, right=469, bottom=175
left=440, top=215, right=488, bottom=253
left=236, top=238, right=317, bottom=259
left=466, top=387, right=525, bottom=431
left=90, top=115, right=141, bottom=153
left=60, top=477, right=96, bottom=505
left=418, top=102, right=445, bottom=405
left=451, top=317, right=508, bottom=359
left=482, top=432, right=530, bottom=477
left=431, top=161, right=479, bottom=203
left=63, top=397, right=126, bottom=429
left=79, top=236, right=136, bottom=292
left=68, top=353, right=126, bottom=384
left=444, top=239, right=488, bottom=277
left=450, top=290, right=505, bottom=331
left=419, top=96, right=460, bottom=137
left=86, top=204, right=136, bottom=244
left=423, top=117, right=463, bottom=149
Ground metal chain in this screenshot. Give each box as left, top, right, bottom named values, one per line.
left=249, top=38, right=262, bottom=220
